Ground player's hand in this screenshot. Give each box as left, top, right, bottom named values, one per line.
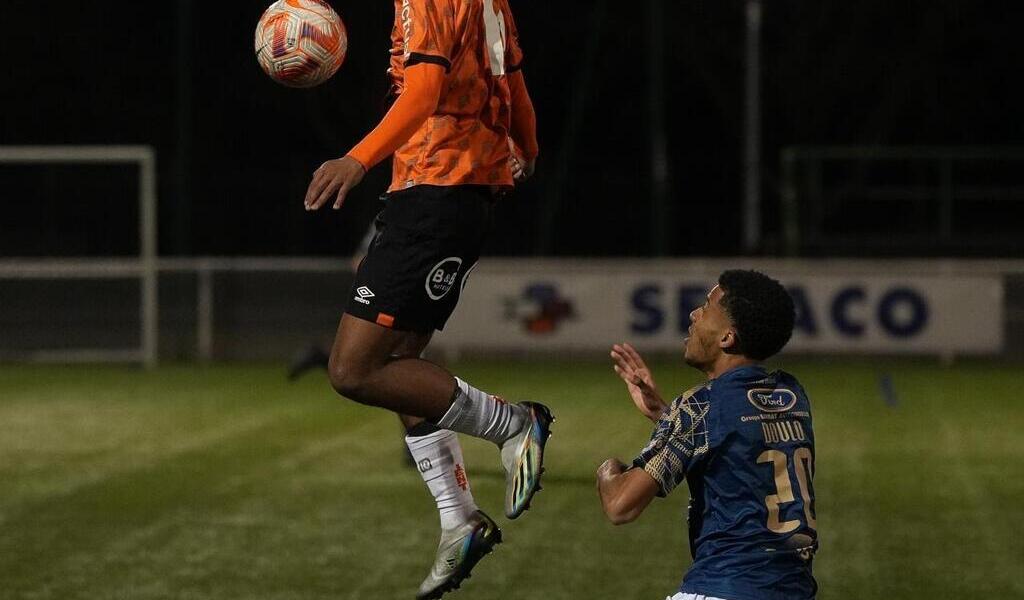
left=305, top=156, right=366, bottom=211
left=511, top=154, right=536, bottom=182
left=611, top=343, right=666, bottom=421
left=509, top=140, right=536, bottom=183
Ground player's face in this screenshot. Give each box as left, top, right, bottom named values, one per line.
left=683, top=285, right=735, bottom=369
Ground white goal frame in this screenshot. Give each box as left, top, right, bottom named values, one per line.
left=0, top=146, right=158, bottom=368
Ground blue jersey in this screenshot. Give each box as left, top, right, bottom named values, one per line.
left=632, top=365, right=818, bottom=600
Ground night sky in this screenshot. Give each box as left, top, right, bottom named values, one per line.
left=3, top=1, right=1022, bottom=258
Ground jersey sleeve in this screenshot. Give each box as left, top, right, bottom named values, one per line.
left=402, top=0, right=457, bottom=72
left=347, top=63, right=445, bottom=171
left=500, top=0, right=524, bottom=72
left=632, top=388, right=713, bottom=497
left=387, top=23, right=405, bottom=96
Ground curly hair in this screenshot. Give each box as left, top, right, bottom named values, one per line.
left=717, top=270, right=795, bottom=361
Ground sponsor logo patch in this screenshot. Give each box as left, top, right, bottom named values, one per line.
left=425, top=257, right=463, bottom=300
left=417, top=458, right=432, bottom=473
left=503, top=282, right=576, bottom=334
left=747, top=388, right=798, bottom=413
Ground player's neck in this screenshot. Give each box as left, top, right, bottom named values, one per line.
left=704, top=354, right=759, bottom=381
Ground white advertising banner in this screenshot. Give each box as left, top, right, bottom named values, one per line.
left=434, top=260, right=1004, bottom=355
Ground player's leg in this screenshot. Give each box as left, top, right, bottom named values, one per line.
left=402, top=410, right=502, bottom=600
left=391, top=332, right=479, bottom=531
left=332, top=184, right=552, bottom=519
left=349, top=331, right=497, bottom=600
left=330, top=310, right=551, bottom=518
left=330, top=313, right=543, bottom=452
left=327, top=314, right=467, bottom=421
left=330, top=311, right=550, bottom=496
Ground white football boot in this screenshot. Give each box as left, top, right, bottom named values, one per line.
left=500, top=401, right=554, bottom=519
left=415, top=510, right=502, bottom=600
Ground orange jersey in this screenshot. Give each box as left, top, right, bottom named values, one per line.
left=386, top=0, right=525, bottom=191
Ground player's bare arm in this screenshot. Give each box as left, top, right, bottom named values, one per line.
left=611, top=343, right=666, bottom=421
left=596, top=459, right=660, bottom=525
left=303, top=62, right=446, bottom=211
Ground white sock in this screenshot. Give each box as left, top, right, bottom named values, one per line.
left=405, top=429, right=478, bottom=531
left=436, top=378, right=527, bottom=446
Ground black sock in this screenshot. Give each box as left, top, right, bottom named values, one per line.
left=405, top=421, right=442, bottom=437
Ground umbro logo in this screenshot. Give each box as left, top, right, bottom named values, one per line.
left=354, top=286, right=375, bottom=305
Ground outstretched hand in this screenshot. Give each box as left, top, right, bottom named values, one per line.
left=304, top=156, right=366, bottom=211
left=611, top=343, right=666, bottom=421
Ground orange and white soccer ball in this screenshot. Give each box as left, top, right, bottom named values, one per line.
left=255, top=0, right=347, bottom=88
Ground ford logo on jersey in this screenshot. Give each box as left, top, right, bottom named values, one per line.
left=747, top=388, right=798, bottom=413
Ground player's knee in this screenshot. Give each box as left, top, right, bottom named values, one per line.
left=327, top=356, right=373, bottom=403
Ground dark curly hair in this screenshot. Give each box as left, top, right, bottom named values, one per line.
left=717, top=270, right=795, bottom=361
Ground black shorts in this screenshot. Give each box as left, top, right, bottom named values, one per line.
left=345, top=184, right=497, bottom=332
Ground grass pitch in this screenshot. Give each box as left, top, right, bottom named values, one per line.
left=1, top=358, right=1023, bottom=599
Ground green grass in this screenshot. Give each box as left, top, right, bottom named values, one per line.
left=1, top=359, right=1023, bottom=599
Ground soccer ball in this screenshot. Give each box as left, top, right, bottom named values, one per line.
left=254, top=0, right=347, bottom=88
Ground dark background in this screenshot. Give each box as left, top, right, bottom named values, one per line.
left=2, top=1, right=1022, bottom=258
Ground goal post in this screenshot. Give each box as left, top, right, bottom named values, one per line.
left=0, top=146, right=158, bottom=368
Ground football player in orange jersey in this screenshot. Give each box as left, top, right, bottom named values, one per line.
left=303, top=2, right=549, bottom=598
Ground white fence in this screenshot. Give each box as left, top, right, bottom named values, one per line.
left=2, top=257, right=1022, bottom=365
left=0, top=146, right=157, bottom=367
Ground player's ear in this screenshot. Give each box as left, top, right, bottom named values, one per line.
left=720, top=328, right=738, bottom=351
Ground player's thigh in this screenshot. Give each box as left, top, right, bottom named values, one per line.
left=392, top=330, right=433, bottom=359
left=329, top=313, right=408, bottom=376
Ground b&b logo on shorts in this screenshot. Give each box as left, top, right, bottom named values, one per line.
left=425, top=257, right=462, bottom=300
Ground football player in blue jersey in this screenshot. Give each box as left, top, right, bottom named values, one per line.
left=598, top=270, right=817, bottom=600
